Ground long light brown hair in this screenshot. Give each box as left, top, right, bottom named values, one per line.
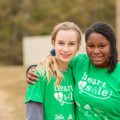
left=40, top=22, right=82, bottom=86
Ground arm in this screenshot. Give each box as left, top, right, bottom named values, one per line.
left=25, top=68, right=45, bottom=120
left=26, top=65, right=37, bottom=75
left=26, top=102, right=43, bottom=120
left=26, top=50, right=55, bottom=84
left=26, top=65, right=39, bottom=84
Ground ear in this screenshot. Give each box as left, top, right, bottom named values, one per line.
left=52, top=43, right=55, bottom=49
left=52, top=40, right=55, bottom=48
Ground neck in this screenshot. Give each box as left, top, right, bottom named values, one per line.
left=57, top=60, right=68, bottom=71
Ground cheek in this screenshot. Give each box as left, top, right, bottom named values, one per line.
left=54, top=46, right=60, bottom=55
left=72, top=46, right=79, bottom=54
left=54, top=48, right=60, bottom=55
left=86, top=47, right=92, bottom=55
left=72, top=45, right=79, bottom=52
left=104, top=46, right=111, bottom=56
left=106, top=51, right=111, bottom=59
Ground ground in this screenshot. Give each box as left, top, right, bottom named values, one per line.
left=0, top=66, right=26, bottom=120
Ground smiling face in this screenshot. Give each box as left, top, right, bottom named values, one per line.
left=53, top=30, right=79, bottom=65
left=86, top=32, right=111, bottom=68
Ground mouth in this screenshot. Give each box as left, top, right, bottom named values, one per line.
left=91, top=56, right=103, bottom=62
left=61, top=53, right=70, bottom=58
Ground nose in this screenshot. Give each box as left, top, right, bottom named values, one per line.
left=62, top=45, right=69, bottom=53
left=93, top=48, right=100, bottom=54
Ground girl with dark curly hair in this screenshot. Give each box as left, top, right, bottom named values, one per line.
left=26, top=22, right=120, bottom=120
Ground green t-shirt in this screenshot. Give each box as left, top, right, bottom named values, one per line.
left=25, top=66, right=75, bottom=120
left=71, top=54, right=120, bottom=120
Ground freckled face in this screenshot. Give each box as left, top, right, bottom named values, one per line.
left=86, top=33, right=111, bottom=68
left=53, top=30, right=79, bottom=64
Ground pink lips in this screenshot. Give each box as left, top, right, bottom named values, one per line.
left=61, top=53, right=70, bottom=59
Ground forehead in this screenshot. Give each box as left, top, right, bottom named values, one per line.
left=87, top=33, right=110, bottom=44
left=56, top=30, right=78, bottom=41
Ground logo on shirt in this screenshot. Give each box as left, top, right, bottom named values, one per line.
left=78, top=72, right=112, bottom=99
left=55, top=114, right=64, bottom=120
left=67, top=114, right=73, bottom=120
left=54, top=85, right=74, bottom=105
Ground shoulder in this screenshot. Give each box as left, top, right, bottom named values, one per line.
left=70, top=54, right=90, bottom=66
left=111, top=62, right=120, bottom=79
left=114, top=62, right=120, bottom=71
left=33, top=63, right=48, bottom=83
left=73, top=54, right=89, bottom=61
left=35, top=63, right=46, bottom=76
left=112, top=62, right=120, bottom=83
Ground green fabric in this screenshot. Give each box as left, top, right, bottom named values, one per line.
left=25, top=66, right=75, bottom=120
left=71, top=54, right=120, bottom=120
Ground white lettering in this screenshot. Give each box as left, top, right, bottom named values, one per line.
left=82, top=72, right=88, bottom=80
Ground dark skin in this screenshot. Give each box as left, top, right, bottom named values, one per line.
left=26, top=49, right=56, bottom=84
left=26, top=33, right=110, bottom=84
left=26, top=32, right=111, bottom=84
left=26, top=66, right=38, bottom=84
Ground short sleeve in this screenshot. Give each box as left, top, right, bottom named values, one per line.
left=25, top=68, right=46, bottom=103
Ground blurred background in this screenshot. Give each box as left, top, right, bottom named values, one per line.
left=0, top=0, right=120, bottom=119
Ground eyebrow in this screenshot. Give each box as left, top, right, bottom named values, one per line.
left=69, top=40, right=77, bottom=42
left=57, top=40, right=77, bottom=42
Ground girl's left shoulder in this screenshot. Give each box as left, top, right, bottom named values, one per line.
left=113, top=62, right=120, bottom=73
left=116, top=62, right=120, bottom=68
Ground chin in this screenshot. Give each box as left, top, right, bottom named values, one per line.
left=93, top=61, right=102, bottom=66
left=61, top=59, right=70, bottom=63
left=93, top=62, right=106, bottom=68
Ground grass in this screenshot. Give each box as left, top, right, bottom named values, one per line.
left=0, top=66, right=27, bottom=120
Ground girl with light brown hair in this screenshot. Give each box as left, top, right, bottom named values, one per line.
left=25, top=21, right=81, bottom=120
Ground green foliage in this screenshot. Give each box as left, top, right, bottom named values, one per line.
left=0, top=0, right=115, bottom=65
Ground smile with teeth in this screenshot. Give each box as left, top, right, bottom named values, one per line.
left=92, top=56, right=103, bottom=61
left=61, top=53, right=70, bottom=58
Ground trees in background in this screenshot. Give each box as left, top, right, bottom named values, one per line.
left=116, top=0, right=120, bottom=61
left=0, top=0, right=115, bottom=65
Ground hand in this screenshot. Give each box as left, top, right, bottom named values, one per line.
left=26, top=66, right=39, bottom=84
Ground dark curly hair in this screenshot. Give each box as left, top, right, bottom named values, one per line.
left=85, top=22, right=118, bottom=73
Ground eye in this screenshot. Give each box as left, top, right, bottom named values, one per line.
left=57, top=41, right=64, bottom=45
left=87, top=44, right=94, bottom=48
left=99, top=44, right=106, bottom=48
left=69, top=42, right=76, bottom=46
